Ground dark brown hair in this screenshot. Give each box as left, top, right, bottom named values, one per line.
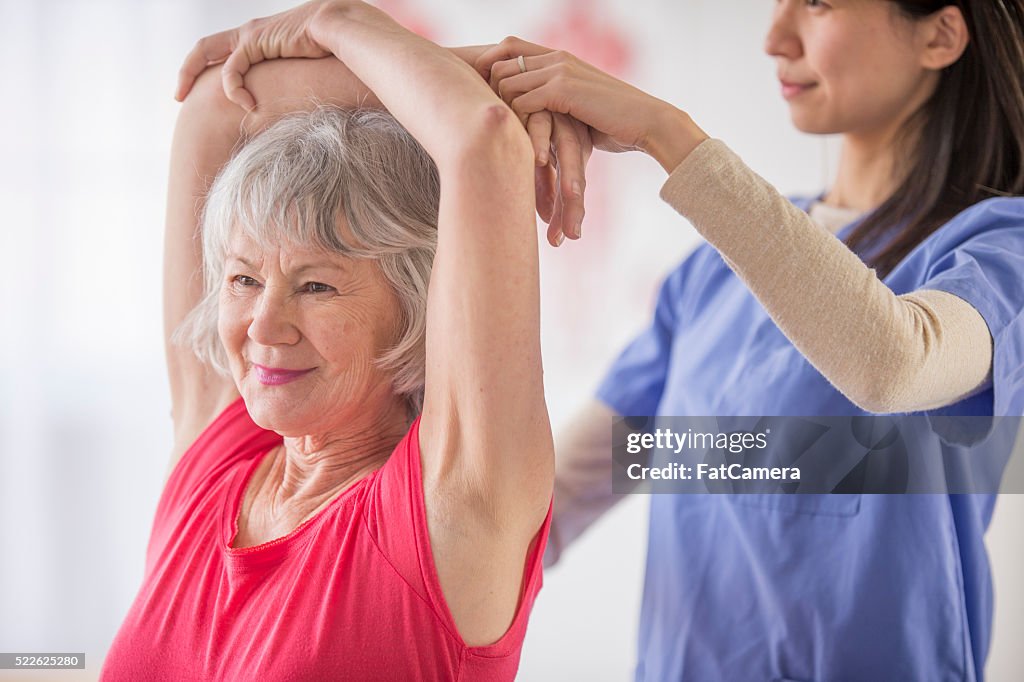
left=846, top=0, right=1024, bottom=277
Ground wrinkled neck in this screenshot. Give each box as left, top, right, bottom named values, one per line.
left=253, top=400, right=409, bottom=519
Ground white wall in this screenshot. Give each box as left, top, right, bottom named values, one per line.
left=0, top=1, right=1019, bottom=680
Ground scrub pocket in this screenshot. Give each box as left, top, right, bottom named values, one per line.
left=734, top=493, right=861, bottom=516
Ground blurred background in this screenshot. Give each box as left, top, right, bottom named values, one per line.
left=1, top=0, right=1021, bottom=680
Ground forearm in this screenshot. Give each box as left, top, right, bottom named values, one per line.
left=163, top=65, right=250, bottom=433
left=545, top=400, right=637, bottom=567
left=641, top=103, right=710, bottom=174
left=311, top=4, right=507, bottom=164
left=240, top=57, right=378, bottom=133
left=239, top=46, right=495, bottom=133
left=180, top=43, right=494, bottom=140
left=659, top=139, right=993, bottom=413
left=448, top=44, right=494, bottom=67
left=297, top=11, right=549, bottom=510
left=165, top=67, right=245, bottom=357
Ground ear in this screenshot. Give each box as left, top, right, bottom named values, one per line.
left=918, top=5, right=970, bottom=70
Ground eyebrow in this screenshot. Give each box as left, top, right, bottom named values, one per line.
left=227, top=255, right=348, bottom=276
left=228, top=256, right=257, bottom=268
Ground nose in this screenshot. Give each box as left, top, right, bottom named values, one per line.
left=764, top=0, right=803, bottom=61
left=247, top=288, right=301, bottom=347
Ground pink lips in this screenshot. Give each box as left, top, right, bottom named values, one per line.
left=781, top=81, right=816, bottom=99
left=252, top=364, right=315, bottom=386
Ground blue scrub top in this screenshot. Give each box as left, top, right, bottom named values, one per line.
left=597, top=196, right=1024, bottom=681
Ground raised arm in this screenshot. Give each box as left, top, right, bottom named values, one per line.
left=477, top=37, right=993, bottom=413
left=544, top=399, right=641, bottom=567
left=305, top=7, right=555, bottom=639
left=164, top=67, right=243, bottom=456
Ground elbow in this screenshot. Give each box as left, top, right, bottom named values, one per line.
left=846, top=385, right=904, bottom=415
left=176, top=66, right=248, bottom=136
left=180, top=66, right=232, bottom=115
left=841, top=351, right=919, bottom=414
left=472, top=103, right=530, bottom=148
left=441, top=104, right=533, bottom=171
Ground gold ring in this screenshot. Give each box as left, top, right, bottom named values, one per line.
left=517, top=55, right=527, bottom=74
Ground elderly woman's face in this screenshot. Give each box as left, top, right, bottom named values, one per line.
left=218, top=224, right=403, bottom=437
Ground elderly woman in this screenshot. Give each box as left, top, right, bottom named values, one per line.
left=100, top=2, right=553, bottom=680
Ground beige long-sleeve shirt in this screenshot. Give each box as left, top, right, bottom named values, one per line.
left=542, top=142, right=996, bottom=567
left=659, top=139, right=993, bottom=413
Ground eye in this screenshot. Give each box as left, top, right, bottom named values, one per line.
left=806, top=0, right=829, bottom=7
left=231, top=275, right=260, bottom=287
left=303, top=281, right=335, bottom=294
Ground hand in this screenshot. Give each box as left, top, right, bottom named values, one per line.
left=478, top=43, right=593, bottom=244
left=476, top=36, right=707, bottom=172
left=175, top=0, right=351, bottom=109
left=534, top=113, right=592, bottom=245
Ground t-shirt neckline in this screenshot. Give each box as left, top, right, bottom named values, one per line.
left=220, top=440, right=375, bottom=570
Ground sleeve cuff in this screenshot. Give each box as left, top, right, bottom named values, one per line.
left=658, top=138, right=739, bottom=219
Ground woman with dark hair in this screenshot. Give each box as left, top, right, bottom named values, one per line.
left=466, top=0, right=1023, bottom=680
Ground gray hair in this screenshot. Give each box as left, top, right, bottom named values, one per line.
left=172, top=106, right=439, bottom=415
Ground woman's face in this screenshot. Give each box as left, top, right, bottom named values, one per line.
left=218, top=222, right=404, bottom=437
left=764, top=0, right=940, bottom=137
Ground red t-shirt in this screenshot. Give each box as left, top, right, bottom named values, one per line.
left=101, top=398, right=550, bottom=681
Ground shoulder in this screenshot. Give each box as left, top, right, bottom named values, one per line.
left=157, top=396, right=280, bottom=532
left=959, top=195, right=1024, bottom=216
left=947, top=196, right=1024, bottom=230
left=166, top=392, right=267, bottom=483
left=172, top=374, right=241, bottom=454
left=874, top=196, right=1024, bottom=281
left=932, top=196, right=1024, bottom=244
left=913, top=196, right=1024, bottom=264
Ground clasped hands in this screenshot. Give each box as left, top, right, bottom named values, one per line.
left=175, top=0, right=686, bottom=247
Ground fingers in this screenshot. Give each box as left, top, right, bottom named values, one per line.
left=551, top=114, right=587, bottom=240
left=493, top=64, right=552, bottom=107
left=474, top=35, right=551, bottom=80
left=526, top=112, right=552, bottom=166
left=221, top=45, right=259, bottom=111
left=175, top=30, right=237, bottom=102
left=489, top=54, right=581, bottom=123
left=547, top=184, right=567, bottom=247
left=473, top=39, right=590, bottom=247
left=488, top=53, right=548, bottom=93
left=535, top=161, right=556, bottom=225
left=175, top=7, right=332, bottom=106
left=509, top=80, right=576, bottom=122
left=530, top=114, right=590, bottom=246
